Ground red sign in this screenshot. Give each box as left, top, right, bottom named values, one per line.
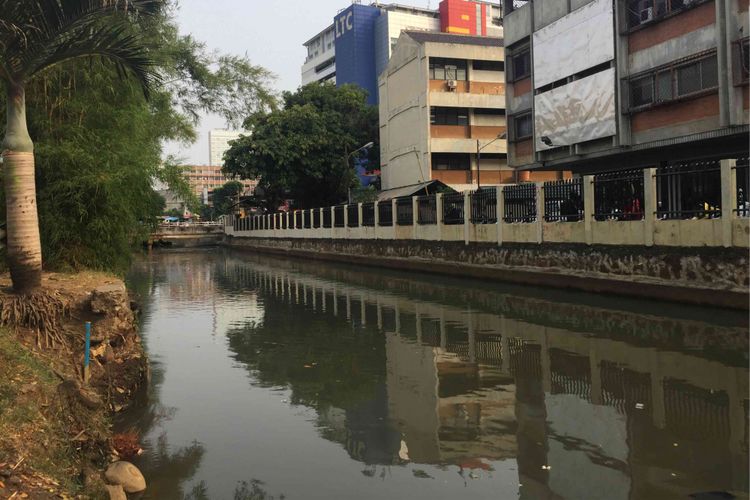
left=439, top=0, right=487, bottom=36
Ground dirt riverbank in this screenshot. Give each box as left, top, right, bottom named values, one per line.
left=0, top=272, right=147, bottom=499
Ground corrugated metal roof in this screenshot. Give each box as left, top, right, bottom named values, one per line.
left=377, top=180, right=454, bottom=201
left=404, top=30, right=504, bottom=47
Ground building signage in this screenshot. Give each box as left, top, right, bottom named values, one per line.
left=335, top=11, right=354, bottom=39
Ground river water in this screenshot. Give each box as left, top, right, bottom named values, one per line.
left=123, top=248, right=749, bottom=500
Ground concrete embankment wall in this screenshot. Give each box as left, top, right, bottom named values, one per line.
left=224, top=236, right=749, bottom=310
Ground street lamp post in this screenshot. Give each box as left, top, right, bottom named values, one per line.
left=476, top=133, right=506, bottom=190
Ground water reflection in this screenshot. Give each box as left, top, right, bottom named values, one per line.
left=126, top=249, right=748, bottom=500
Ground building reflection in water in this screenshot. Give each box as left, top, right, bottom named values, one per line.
left=217, top=253, right=748, bottom=499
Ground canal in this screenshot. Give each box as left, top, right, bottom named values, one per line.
left=123, top=248, right=749, bottom=500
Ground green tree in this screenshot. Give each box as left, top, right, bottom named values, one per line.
left=0, top=0, right=275, bottom=276
left=0, top=0, right=161, bottom=292
left=211, top=181, right=244, bottom=216
left=223, top=83, right=378, bottom=210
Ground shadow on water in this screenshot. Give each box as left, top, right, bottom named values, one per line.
left=124, top=248, right=749, bottom=500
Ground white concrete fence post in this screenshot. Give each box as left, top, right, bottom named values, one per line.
left=436, top=193, right=443, bottom=242
left=643, top=167, right=657, bottom=247
left=358, top=202, right=364, bottom=231
left=343, top=203, right=349, bottom=235
left=536, top=182, right=544, bottom=244
left=584, top=175, right=595, bottom=245
left=463, top=191, right=471, bottom=245
left=720, top=159, right=737, bottom=248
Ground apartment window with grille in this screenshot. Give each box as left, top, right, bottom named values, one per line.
left=430, top=107, right=469, bottom=126
left=473, top=60, right=505, bottom=72
left=629, top=52, right=718, bottom=111
left=432, top=153, right=470, bottom=171
left=627, top=0, right=709, bottom=29
left=510, top=49, right=531, bottom=82
left=511, top=112, right=532, bottom=141
left=429, top=58, right=467, bottom=81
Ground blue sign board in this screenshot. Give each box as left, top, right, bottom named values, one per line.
left=333, top=4, right=381, bottom=105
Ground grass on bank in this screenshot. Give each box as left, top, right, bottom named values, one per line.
left=0, top=327, right=85, bottom=495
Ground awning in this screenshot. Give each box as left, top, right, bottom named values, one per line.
left=377, top=180, right=454, bottom=202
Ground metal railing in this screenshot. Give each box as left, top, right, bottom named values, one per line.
left=304, top=210, right=312, bottom=229
left=593, top=169, right=645, bottom=221
left=503, top=183, right=537, bottom=223
left=544, top=178, right=583, bottom=222
left=396, top=198, right=413, bottom=226
left=443, top=192, right=464, bottom=225
left=417, top=196, right=437, bottom=225
left=735, top=158, right=749, bottom=217
left=296, top=211, right=304, bottom=229
left=362, top=202, right=375, bottom=227
left=378, top=201, right=393, bottom=227
left=323, top=208, right=332, bottom=228
left=470, top=187, right=497, bottom=224
left=656, top=160, right=722, bottom=219
left=313, top=209, right=321, bottom=229
left=347, top=204, right=359, bottom=228
left=334, top=205, right=345, bottom=228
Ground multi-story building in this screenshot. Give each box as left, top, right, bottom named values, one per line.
left=184, top=165, right=257, bottom=205
left=208, top=129, right=243, bottom=167
left=301, top=0, right=503, bottom=104
left=378, top=31, right=511, bottom=191
left=502, top=0, right=748, bottom=178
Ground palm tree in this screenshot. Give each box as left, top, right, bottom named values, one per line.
left=0, top=0, right=161, bottom=293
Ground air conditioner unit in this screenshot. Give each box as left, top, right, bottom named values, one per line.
left=447, top=79, right=457, bottom=91
left=639, top=7, right=653, bottom=23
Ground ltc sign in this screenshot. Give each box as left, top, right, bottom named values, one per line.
left=335, top=11, right=354, bottom=39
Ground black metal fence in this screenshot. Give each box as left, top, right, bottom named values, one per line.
left=313, top=209, right=321, bottom=228
left=470, top=187, right=497, bottom=224
left=296, top=211, right=303, bottom=229
left=362, top=202, right=375, bottom=227
left=417, top=196, right=437, bottom=225
left=656, top=160, right=722, bottom=219
left=736, top=158, right=749, bottom=217
left=378, top=201, right=393, bottom=226
left=503, top=183, right=537, bottom=223
left=347, top=204, right=359, bottom=228
left=396, top=198, right=413, bottom=226
left=323, top=208, right=332, bottom=228
left=304, top=210, right=312, bottom=229
left=334, top=205, right=345, bottom=228
left=544, top=178, right=583, bottom=222
left=443, top=192, right=464, bottom=225
left=593, top=169, right=644, bottom=221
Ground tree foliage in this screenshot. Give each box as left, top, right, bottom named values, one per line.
left=210, top=181, right=244, bottom=216
left=223, top=83, right=378, bottom=210
left=0, top=0, right=275, bottom=273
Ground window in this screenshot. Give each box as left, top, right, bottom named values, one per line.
left=430, top=107, right=469, bottom=126
left=474, top=108, right=506, bottom=117
left=511, top=113, right=532, bottom=141
left=432, top=153, right=470, bottom=171
left=736, top=38, right=750, bottom=85
left=429, top=58, right=467, bottom=81
left=627, top=0, right=707, bottom=29
left=510, top=49, right=531, bottom=81
left=628, top=52, right=718, bottom=110
left=473, top=60, right=505, bottom=72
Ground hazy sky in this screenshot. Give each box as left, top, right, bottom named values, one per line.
left=165, top=0, right=433, bottom=165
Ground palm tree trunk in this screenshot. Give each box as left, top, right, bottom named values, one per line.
left=2, top=82, right=42, bottom=294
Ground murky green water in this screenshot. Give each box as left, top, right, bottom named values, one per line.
left=123, top=248, right=749, bottom=500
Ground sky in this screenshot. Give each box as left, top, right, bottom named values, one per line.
left=164, top=0, right=433, bottom=165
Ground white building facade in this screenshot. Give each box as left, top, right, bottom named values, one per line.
left=209, top=129, right=243, bottom=167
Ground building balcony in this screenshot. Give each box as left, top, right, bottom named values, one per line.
left=429, top=80, right=505, bottom=96
left=429, top=83, right=506, bottom=108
